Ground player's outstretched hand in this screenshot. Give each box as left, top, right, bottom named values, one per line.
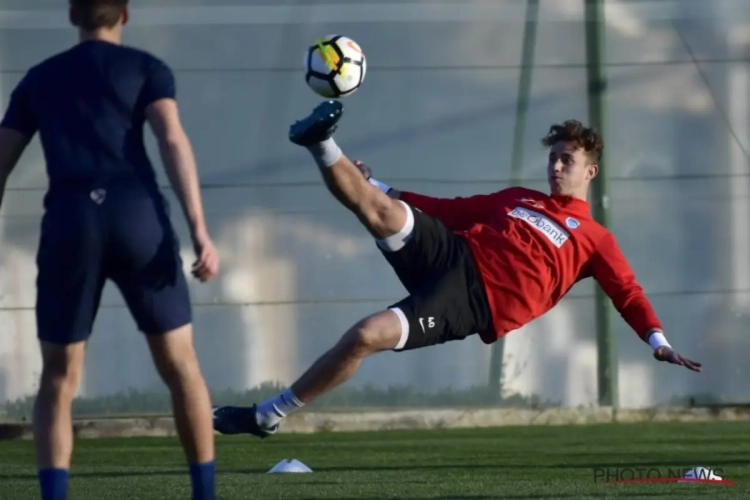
left=653, top=346, right=702, bottom=372
left=191, top=231, right=220, bottom=283
left=353, top=159, right=372, bottom=179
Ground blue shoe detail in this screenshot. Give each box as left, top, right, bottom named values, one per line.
left=289, top=100, right=344, bottom=146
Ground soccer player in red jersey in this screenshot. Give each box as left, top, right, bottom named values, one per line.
left=212, top=100, right=701, bottom=437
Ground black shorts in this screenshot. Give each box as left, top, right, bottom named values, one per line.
left=35, top=185, right=192, bottom=345
left=381, top=203, right=492, bottom=352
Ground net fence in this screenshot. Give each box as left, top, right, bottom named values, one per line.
left=0, top=0, right=748, bottom=418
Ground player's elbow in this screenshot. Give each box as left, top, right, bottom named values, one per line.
left=157, top=130, right=190, bottom=153
left=157, top=133, right=193, bottom=165
left=361, top=194, right=408, bottom=239
left=608, top=288, right=636, bottom=308
left=609, top=287, right=651, bottom=319
left=0, top=127, right=30, bottom=178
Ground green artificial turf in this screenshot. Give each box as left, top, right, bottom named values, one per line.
left=1, top=421, right=747, bottom=499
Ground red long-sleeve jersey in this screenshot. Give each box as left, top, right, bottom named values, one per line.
left=399, top=186, right=662, bottom=345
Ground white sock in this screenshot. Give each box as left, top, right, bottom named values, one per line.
left=307, top=137, right=342, bottom=168
left=256, top=388, right=305, bottom=429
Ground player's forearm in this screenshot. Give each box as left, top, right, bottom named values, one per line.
left=158, top=136, right=208, bottom=237
left=0, top=161, right=17, bottom=210
left=0, top=128, right=30, bottom=211
left=0, top=176, right=7, bottom=210
left=612, top=294, right=667, bottom=347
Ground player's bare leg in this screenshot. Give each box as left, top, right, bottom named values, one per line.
left=33, top=341, right=86, bottom=495
left=291, top=309, right=403, bottom=402
left=147, top=324, right=215, bottom=494
left=288, top=100, right=409, bottom=241
left=212, top=101, right=416, bottom=437
left=213, top=309, right=405, bottom=436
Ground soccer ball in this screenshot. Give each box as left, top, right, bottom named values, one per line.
left=305, top=35, right=366, bottom=98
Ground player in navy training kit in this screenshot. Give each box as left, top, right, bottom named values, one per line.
left=0, top=2, right=219, bottom=499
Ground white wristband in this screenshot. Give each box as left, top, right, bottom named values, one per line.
left=647, top=331, right=671, bottom=350
left=368, top=177, right=391, bottom=194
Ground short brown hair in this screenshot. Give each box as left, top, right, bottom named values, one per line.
left=70, top=0, right=128, bottom=31
left=541, top=120, right=603, bottom=164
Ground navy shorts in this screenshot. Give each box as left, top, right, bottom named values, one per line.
left=35, top=186, right=192, bottom=344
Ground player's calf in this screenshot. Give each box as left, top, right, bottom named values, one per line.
left=323, top=154, right=411, bottom=243
left=33, top=341, right=86, bottom=500
left=146, top=325, right=215, bottom=499
left=289, top=309, right=406, bottom=402
left=213, top=309, right=406, bottom=436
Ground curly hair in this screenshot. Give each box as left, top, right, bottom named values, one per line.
left=541, top=120, right=603, bottom=164
left=70, top=0, right=128, bottom=31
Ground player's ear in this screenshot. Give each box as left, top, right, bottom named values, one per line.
left=587, top=163, right=599, bottom=181
left=121, top=6, right=129, bottom=26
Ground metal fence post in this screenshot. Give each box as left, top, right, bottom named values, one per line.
left=584, top=0, right=617, bottom=408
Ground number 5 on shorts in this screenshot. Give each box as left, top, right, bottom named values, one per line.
left=418, top=316, right=436, bottom=332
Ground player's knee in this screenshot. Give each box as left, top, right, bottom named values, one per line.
left=39, top=357, right=84, bottom=397
left=157, top=354, right=203, bottom=389
left=340, top=311, right=403, bottom=355
left=147, top=325, right=204, bottom=387
left=340, top=323, right=382, bottom=356
left=37, top=342, right=86, bottom=396
left=369, top=200, right=414, bottom=252
left=155, top=347, right=204, bottom=388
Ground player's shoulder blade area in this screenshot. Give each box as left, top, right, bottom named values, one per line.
left=105, top=43, right=157, bottom=66
left=505, top=186, right=547, bottom=203
left=31, top=46, right=78, bottom=75
left=512, top=186, right=546, bottom=197
left=122, top=44, right=160, bottom=59
left=78, top=41, right=160, bottom=67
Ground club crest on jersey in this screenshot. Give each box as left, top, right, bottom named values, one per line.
left=508, top=207, right=569, bottom=248
left=90, top=189, right=107, bottom=205
left=565, top=217, right=580, bottom=229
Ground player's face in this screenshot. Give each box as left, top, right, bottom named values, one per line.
left=547, top=142, right=598, bottom=197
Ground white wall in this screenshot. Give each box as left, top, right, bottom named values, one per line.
left=0, top=0, right=749, bottom=408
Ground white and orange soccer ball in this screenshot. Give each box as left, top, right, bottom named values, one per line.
left=304, top=35, right=367, bottom=98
